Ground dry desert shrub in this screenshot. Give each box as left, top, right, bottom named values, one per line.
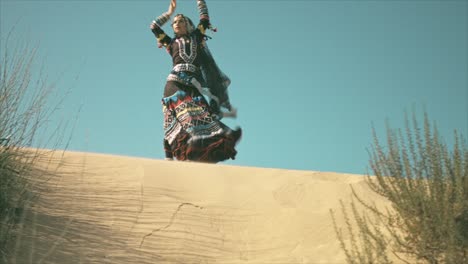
left=332, top=111, right=467, bottom=264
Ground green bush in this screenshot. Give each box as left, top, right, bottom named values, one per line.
left=332, top=111, right=468, bottom=264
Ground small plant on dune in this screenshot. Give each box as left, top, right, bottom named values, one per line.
left=332, top=110, right=468, bottom=264
left=0, top=32, right=72, bottom=262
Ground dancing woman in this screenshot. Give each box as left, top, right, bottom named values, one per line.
left=150, top=0, right=241, bottom=163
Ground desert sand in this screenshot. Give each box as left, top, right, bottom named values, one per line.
left=9, top=150, right=391, bottom=264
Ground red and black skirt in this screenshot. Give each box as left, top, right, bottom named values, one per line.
left=162, top=82, right=241, bottom=163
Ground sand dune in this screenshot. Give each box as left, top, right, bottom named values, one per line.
left=10, top=150, right=390, bottom=264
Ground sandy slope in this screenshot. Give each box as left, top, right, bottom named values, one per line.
left=9, top=150, right=390, bottom=264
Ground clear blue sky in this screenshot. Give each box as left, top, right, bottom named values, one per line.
left=1, top=0, right=467, bottom=174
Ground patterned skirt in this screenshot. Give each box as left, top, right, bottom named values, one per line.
left=162, top=82, right=241, bottom=163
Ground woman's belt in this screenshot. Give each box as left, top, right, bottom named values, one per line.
left=167, top=64, right=202, bottom=86
left=172, top=63, right=199, bottom=73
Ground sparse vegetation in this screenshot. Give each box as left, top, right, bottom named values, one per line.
left=0, top=33, right=71, bottom=262
left=332, top=111, right=468, bottom=264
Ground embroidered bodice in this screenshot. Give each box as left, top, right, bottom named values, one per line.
left=169, top=34, right=203, bottom=67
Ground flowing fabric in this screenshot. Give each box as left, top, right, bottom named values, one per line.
left=199, top=43, right=232, bottom=113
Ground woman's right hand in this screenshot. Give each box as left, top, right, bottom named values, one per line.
left=168, top=0, right=176, bottom=16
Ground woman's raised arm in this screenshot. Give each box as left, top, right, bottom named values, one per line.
left=150, top=0, right=176, bottom=47
left=152, top=0, right=176, bottom=29
left=196, top=0, right=212, bottom=33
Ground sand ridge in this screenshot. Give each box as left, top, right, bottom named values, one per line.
left=10, top=150, right=389, bottom=264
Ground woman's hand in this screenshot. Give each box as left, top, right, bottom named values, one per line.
left=168, top=0, right=176, bottom=16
